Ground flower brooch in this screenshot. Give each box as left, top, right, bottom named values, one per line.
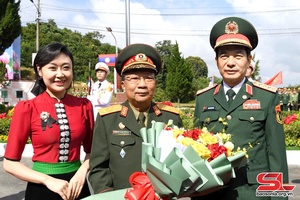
left=40, top=111, right=57, bottom=131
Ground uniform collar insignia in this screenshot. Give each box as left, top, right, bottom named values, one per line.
left=246, top=84, right=253, bottom=95
left=120, top=106, right=128, bottom=117
left=214, top=85, right=221, bottom=95
left=152, top=105, right=162, bottom=116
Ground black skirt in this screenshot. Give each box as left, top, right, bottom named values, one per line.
left=25, top=171, right=90, bottom=200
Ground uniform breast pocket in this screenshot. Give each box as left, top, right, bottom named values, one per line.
left=199, top=111, right=220, bottom=124
left=110, top=135, right=136, bottom=148
left=238, top=110, right=265, bottom=123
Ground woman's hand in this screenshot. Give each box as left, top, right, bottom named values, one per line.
left=67, top=166, right=89, bottom=200
left=43, top=176, right=69, bottom=200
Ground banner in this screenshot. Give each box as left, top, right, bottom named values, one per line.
left=98, top=54, right=116, bottom=66
left=264, top=71, right=283, bottom=86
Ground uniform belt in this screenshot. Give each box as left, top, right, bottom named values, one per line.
left=32, top=160, right=81, bottom=175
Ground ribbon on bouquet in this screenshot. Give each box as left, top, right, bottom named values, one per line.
left=124, top=172, right=159, bottom=200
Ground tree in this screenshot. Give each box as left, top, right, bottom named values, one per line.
left=21, top=20, right=108, bottom=83
left=155, top=40, right=175, bottom=89
left=0, top=0, right=21, bottom=55
left=252, top=53, right=261, bottom=82
left=185, top=56, right=208, bottom=78
left=165, top=41, right=193, bottom=104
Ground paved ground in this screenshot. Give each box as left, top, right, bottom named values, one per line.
left=0, top=156, right=299, bottom=200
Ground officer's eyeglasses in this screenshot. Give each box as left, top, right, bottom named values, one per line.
left=124, top=75, right=155, bottom=84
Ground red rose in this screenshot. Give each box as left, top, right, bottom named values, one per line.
left=183, top=128, right=201, bottom=140
left=284, top=114, right=297, bottom=125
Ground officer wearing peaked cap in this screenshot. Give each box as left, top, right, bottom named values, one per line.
left=87, top=62, right=114, bottom=120
left=89, top=43, right=182, bottom=194
left=193, top=17, right=288, bottom=200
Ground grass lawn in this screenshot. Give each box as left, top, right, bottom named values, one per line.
left=286, top=146, right=300, bottom=150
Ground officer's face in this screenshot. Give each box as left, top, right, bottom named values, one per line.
left=96, top=69, right=107, bottom=82
left=122, top=69, right=156, bottom=111
left=216, top=45, right=251, bottom=87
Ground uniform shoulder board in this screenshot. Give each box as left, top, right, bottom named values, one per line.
left=252, top=81, right=277, bottom=93
left=156, top=103, right=180, bottom=115
left=99, top=104, right=122, bottom=116
left=196, top=85, right=217, bottom=96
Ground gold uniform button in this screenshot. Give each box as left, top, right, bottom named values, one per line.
left=120, top=141, right=125, bottom=146
left=226, top=115, right=232, bottom=120
left=206, top=118, right=211, bottom=123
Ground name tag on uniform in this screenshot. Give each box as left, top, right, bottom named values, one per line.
left=243, top=99, right=261, bottom=109
left=203, top=106, right=216, bottom=112
left=113, top=130, right=131, bottom=136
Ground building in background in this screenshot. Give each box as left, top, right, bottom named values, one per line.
left=0, top=36, right=35, bottom=106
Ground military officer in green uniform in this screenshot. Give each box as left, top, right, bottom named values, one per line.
left=89, top=43, right=183, bottom=194
left=193, top=17, right=289, bottom=200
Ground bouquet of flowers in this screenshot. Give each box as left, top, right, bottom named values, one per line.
left=124, top=120, right=247, bottom=200
left=82, top=119, right=247, bottom=200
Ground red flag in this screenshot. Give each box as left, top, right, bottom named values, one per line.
left=264, top=71, right=283, bottom=86
left=98, top=54, right=116, bottom=66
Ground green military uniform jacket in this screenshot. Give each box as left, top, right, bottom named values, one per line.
left=89, top=100, right=182, bottom=194
left=193, top=80, right=289, bottom=200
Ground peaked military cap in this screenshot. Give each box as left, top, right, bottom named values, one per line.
left=115, top=43, right=162, bottom=76
left=210, top=16, right=258, bottom=50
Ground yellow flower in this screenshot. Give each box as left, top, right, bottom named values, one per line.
left=181, top=137, right=195, bottom=146
left=191, top=142, right=211, bottom=159
left=173, top=129, right=184, bottom=138
left=7, top=108, right=14, bottom=117
left=216, top=133, right=231, bottom=143
left=200, top=132, right=219, bottom=145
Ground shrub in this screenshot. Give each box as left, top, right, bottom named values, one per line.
left=283, top=111, right=300, bottom=147
left=0, top=108, right=13, bottom=142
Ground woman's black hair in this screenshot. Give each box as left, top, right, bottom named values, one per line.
left=31, top=42, right=74, bottom=96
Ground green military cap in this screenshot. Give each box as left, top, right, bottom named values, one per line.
left=115, top=43, right=162, bottom=76
left=210, top=16, right=258, bottom=50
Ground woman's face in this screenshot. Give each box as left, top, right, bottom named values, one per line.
left=38, top=53, right=73, bottom=99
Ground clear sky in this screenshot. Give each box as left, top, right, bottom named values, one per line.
left=20, top=0, right=300, bottom=87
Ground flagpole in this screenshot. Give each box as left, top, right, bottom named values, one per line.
left=88, top=60, right=91, bottom=95
left=106, top=27, right=118, bottom=93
